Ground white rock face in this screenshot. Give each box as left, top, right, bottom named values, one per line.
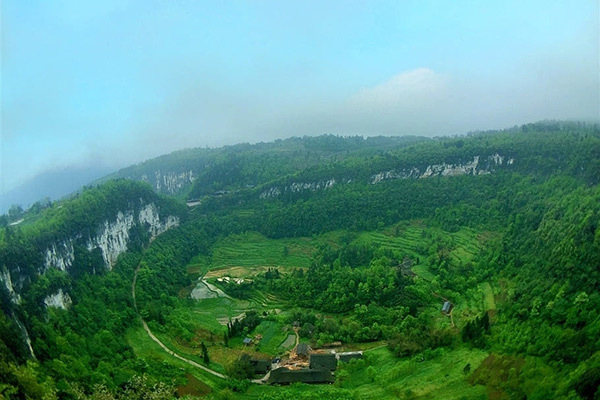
left=138, top=203, right=180, bottom=240
left=35, top=201, right=180, bottom=312
left=43, top=202, right=180, bottom=271
left=371, top=168, right=420, bottom=184
left=44, top=288, right=72, bottom=309
left=14, top=318, right=35, bottom=358
left=260, top=187, right=282, bottom=198
left=370, top=154, right=514, bottom=184
left=490, top=153, right=504, bottom=165
left=260, top=178, right=338, bottom=198
left=1, top=267, right=21, bottom=304
left=154, top=170, right=195, bottom=194
left=88, top=211, right=135, bottom=269
left=259, top=154, right=513, bottom=197
left=45, top=241, right=75, bottom=272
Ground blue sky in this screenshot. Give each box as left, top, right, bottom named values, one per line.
left=2, top=0, right=599, bottom=194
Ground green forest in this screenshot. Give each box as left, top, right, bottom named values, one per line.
left=1, top=121, right=599, bottom=399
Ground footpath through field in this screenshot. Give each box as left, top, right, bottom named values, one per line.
left=132, top=264, right=227, bottom=379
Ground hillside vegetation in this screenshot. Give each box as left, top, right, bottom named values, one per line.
left=1, top=121, right=600, bottom=399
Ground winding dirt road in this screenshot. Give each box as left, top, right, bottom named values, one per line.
left=132, top=265, right=227, bottom=379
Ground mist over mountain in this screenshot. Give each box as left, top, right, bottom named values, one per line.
left=3, top=2, right=597, bottom=195
left=1, top=1, right=599, bottom=398
left=2, top=122, right=600, bottom=399
left=0, top=165, right=113, bottom=213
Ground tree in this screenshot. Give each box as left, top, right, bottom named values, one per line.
left=463, top=363, right=471, bottom=375
left=201, top=342, right=210, bottom=365
left=8, top=205, right=23, bottom=221
left=227, top=354, right=254, bottom=380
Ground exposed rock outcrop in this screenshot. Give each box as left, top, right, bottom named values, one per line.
left=369, top=153, right=514, bottom=184
left=45, top=241, right=75, bottom=272
left=259, top=154, right=513, bottom=198
left=43, top=202, right=180, bottom=272
left=44, top=288, right=72, bottom=310
left=138, top=170, right=195, bottom=195
left=1, top=266, right=21, bottom=304
left=260, top=178, right=339, bottom=199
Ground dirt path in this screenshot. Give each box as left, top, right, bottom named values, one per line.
left=363, top=344, right=388, bottom=352
left=132, top=265, right=227, bottom=379
left=290, top=327, right=300, bottom=356
left=140, top=319, right=226, bottom=378
left=252, top=369, right=271, bottom=384
left=481, top=282, right=496, bottom=311
left=202, top=279, right=230, bottom=298
left=431, top=291, right=450, bottom=302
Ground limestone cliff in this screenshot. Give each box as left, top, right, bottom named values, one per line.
left=43, top=202, right=180, bottom=272
left=259, top=154, right=514, bottom=198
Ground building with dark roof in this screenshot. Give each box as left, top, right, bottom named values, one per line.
left=268, top=367, right=334, bottom=384
left=309, top=353, right=337, bottom=371
left=296, top=343, right=310, bottom=357
left=250, top=359, right=271, bottom=375
left=336, top=351, right=363, bottom=363
left=442, top=301, right=453, bottom=314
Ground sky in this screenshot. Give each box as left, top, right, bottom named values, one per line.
left=2, top=0, right=599, bottom=197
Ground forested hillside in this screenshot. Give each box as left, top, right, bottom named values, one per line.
left=1, top=121, right=599, bottom=399
left=100, top=135, right=428, bottom=198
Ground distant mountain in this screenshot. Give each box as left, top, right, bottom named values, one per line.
left=1, top=135, right=427, bottom=215
left=1, top=165, right=114, bottom=214
left=1, top=121, right=600, bottom=399
left=98, top=135, right=429, bottom=199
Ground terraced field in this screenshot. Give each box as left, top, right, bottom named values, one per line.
left=209, top=232, right=319, bottom=269
left=352, top=223, right=482, bottom=264
left=240, top=347, right=489, bottom=400
left=253, top=320, right=292, bottom=355
left=157, top=221, right=496, bottom=398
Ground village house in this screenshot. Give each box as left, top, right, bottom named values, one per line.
left=250, top=358, right=271, bottom=375
left=442, top=301, right=453, bottom=314
left=309, top=353, right=337, bottom=371
left=336, top=351, right=363, bottom=363
left=296, top=343, right=310, bottom=358
left=268, top=367, right=334, bottom=384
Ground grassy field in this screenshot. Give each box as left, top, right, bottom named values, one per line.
left=142, top=221, right=499, bottom=398
left=188, top=222, right=486, bottom=282
left=253, top=320, right=293, bottom=355
left=481, top=282, right=496, bottom=311
left=129, top=321, right=489, bottom=400
left=241, top=346, right=489, bottom=400
left=186, top=297, right=241, bottom=332
left=187, top=232, right=324, bottom=275
left=357, top=222, right=482, bottom=263
left=347, top=347, right=488, bottom=400
left=126, top=325, right=226, bottom=393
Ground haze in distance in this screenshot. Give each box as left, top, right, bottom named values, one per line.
left=2, top=0, right=598, bottom=211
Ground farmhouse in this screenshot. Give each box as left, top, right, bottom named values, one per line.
left=296, top=343, right=310, bottom=358
left=268, top=367, right=334, bottom=384
left=309, top=353, right=337, bottom=371
left=336, top=351, right=363, bottom=363
left=250, top=359, right=271, bottom=374
left=243, top=338, right=252, bottom=346
left=442, top=301, right=453, bottom=314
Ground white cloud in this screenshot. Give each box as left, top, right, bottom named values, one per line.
left=349, top=68, right=448, bottom=110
